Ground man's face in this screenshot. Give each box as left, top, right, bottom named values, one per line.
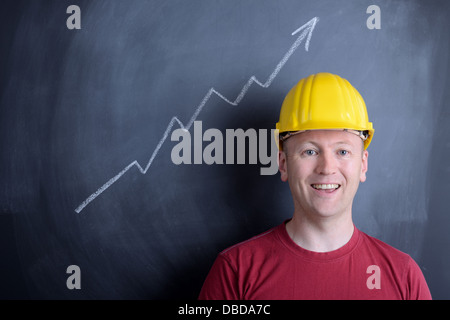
left=278, top=130, right=368, bottom=220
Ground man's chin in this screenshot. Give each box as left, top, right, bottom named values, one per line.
left=308, top=206, right=347, bottom=219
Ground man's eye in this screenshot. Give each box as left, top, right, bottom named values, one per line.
left=304, top=150, right=317, bottom=156
left=338, top=150, right=349, bottom=156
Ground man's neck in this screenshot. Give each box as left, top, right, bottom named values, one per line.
left=285, top=213, right=354, bottom=253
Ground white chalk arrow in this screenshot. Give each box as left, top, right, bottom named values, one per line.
left=75, top=16, right=319, bottom=213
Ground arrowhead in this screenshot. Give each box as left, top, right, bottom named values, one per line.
left=291, top=17, right=319, bottom=52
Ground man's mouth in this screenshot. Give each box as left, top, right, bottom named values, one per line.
left=311, top=184, right=340, bottom=191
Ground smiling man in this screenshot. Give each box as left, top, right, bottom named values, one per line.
left=198, top=73, right=431, bottom=300
left=280, top=129, right=367, bottom=254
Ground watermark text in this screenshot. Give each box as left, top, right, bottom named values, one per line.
left=171, top=121, right=278, bottom=175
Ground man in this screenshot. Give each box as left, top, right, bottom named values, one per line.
left=198, top=72, right=431, bottom=300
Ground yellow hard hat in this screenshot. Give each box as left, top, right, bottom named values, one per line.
left=276, top=72, right=374, bottom=150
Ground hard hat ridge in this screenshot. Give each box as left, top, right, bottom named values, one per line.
left=276, top=72, right=374, bottom=150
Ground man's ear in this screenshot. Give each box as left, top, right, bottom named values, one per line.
left=360, top=150, right=369, bottom=183
left=279, top=151, right=288, bottom=182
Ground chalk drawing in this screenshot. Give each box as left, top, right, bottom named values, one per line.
left=75, top=17, right=319, bottom=213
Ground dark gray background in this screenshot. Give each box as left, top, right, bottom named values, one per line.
left=1, top=0, right=449, bottom=299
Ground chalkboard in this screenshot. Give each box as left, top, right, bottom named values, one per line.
left=1, top=0, right=449, bottom=299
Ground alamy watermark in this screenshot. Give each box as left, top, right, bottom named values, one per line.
left=170, top=121, right=279, bottom=176
left=66, top=5, right=81, bottom=30
left=366, top=5, right=381, bottom=30
left=66, top=265, right=81, bottom=289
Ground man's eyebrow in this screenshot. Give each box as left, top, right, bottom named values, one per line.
left=297, top=140, right=359, bottom=149
left=333, top=141, right=356, bottom=146
left=334, top=140, right=365, bottom=153
left=296, top=141, right=319, bottom=147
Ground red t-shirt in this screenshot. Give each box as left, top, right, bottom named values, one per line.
left=198, top=221, right=431, bottom=300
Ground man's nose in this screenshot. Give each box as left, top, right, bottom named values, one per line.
left=315, top=151, right=337, bottom=175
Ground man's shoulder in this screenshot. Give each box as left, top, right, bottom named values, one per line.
left=357, top=228, right=431, bottom=299
left=358, top=229, right=412, bottom=263
left=219, top=224, right=281, bottom=258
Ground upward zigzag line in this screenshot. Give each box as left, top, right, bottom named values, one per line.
left=75, top=17, right=319, bottom=213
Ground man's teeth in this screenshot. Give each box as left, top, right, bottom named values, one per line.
left=312, top=184, right=340, bottom=190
